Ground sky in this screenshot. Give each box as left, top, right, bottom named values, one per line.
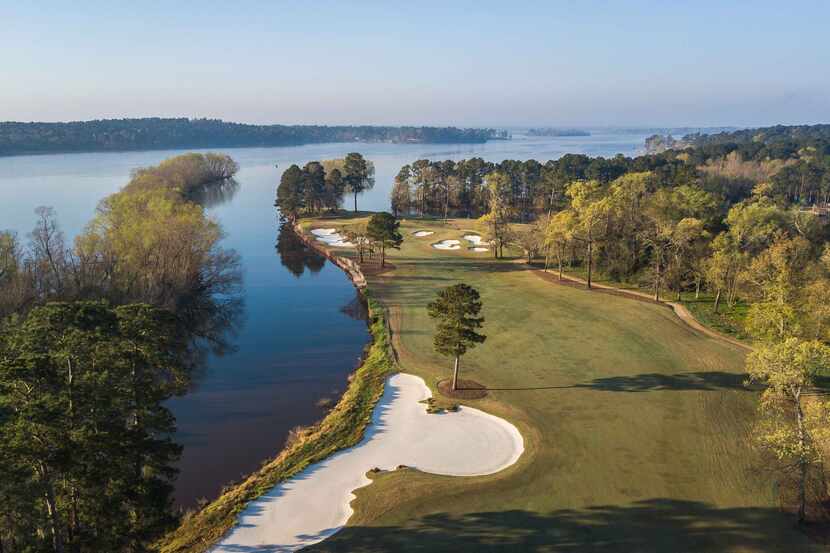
left=2, top=1, right=829, bottom=128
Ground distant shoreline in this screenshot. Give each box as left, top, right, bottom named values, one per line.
left=0, top=118, right=508, bottom=158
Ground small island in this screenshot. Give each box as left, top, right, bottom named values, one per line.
left=526, top=127, right=591, bottom=137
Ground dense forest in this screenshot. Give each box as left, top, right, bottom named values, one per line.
left=0, top=118, right=507, bottom=156
left=0, top=154, right=242, bottom=552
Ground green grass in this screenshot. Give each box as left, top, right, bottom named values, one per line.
left=156, top=296, right=396, bottom=553
left=297, top=216, right=816, bottom=553
left=681, top=294, right=752, bottom=343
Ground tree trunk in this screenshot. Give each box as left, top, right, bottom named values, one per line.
left=713, top=289, right=721, bottom=313
left=586, top=240, right=593, bottom=289
left=452, top=356, right=460, bottom=391
left=695, top=279, right=700, bottom=299
left=380, top=243, right=385, bottom=268
left=795, top=389, right=808, bottom=524
left=40, top=465, right=64, bottom=553
left=353, top=192, right=358, bottom=213
left=653, top=253, right=661, bottom=302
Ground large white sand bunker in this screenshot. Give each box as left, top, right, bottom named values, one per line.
left=212, top=373, right=523, bottom=552
left=432, top=239, right=462, bottom=250
left=413, top=230, right=434, bottom=237
left=310, top=228, right=355, bottom=248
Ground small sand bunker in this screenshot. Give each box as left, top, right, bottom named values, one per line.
left=463, top=234, right=489, bottom=246
left=212, top=373, right=523, bottom=552
left=311, top=228, right=355, bottom=248
left=413, top=230, right=434, bottom=237
left=463, top=235, right=490, bottom=252
left=432, top=239, right=462, bottom=250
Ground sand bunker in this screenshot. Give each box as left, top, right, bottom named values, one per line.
left=413, top=230, right=435, bottom=237
left=212, top=373, right=523, bottom=552
left=432, top=239, right=462, bottom=250
left=311, top=228, right=355, bottom=248
left=461, top=235, right=490, bottom=253
left=463, top=234, right=489, bottom=246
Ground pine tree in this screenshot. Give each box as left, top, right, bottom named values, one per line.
left=427, top=284, right=486, bottom=391
left=366, top=213, right=403, bottom=268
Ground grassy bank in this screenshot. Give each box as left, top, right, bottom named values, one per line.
left=157, top=294, right=396, bottom=553
left=296, top=215, right=816, bottom=552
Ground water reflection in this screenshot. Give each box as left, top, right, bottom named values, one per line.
left=276, top=222, right=326, bottom=277
left=188, top=177, right=241, bottom=208
left=340, top=295, right=368, bottom=321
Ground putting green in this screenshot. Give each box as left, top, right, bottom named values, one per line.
left=299, top=216, right=816, bottom=553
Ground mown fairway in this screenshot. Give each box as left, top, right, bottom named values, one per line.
left=301, top=216, right=816, bottom=553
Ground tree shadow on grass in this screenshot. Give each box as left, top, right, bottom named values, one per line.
left=486, top=371, right=751, bottom=393
left=306, top=499, right=813, bottom=553
left=578, top=371, right=750, bottom=392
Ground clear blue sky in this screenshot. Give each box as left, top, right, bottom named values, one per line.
left=3, top=1, right=828, bottom=127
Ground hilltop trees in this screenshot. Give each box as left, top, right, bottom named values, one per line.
left=366, top=213, right=403, bottom=268
left=428, top=284, right=486, bottom=391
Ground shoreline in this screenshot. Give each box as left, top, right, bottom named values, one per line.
left=158, top=222, right=395, bottom=553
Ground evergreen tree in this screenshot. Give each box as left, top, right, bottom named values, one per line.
left=427, top=284, right=486, bottom=391
left=275, top=164, right=304, bottom=221
left=366, top=213, right=403, bottom=268
left=343, top=153, right=374, bottom=212
left=323, top=168, right=345, bottom=211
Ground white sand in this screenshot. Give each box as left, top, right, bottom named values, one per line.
left=413, top=230, right=434, bottom=237
left=432, top=239, right=462, bottom=250
left=463, top=234, right=490, bottom=246
left=212, top=373, right=524, bottom=552
left=311, top=228, right=355, bottom=248
left=311, top=228, right=337, bottom=237
left=471, top=247, right=489, bottom=252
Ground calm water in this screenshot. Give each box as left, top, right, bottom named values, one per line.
left=0, top=129, right=655, bottom=507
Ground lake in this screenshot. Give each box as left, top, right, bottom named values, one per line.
left=0, top=129, right=657, bottom=507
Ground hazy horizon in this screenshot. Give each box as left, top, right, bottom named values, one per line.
left=3, top=1, right=829, bottom=128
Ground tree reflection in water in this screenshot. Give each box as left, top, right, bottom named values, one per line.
left=276, top=221, right=326, bottom=277
left=187, top=177, right=241, bottom=208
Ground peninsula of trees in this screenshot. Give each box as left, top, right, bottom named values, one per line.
left=0, top=118, right=506, bottom=156
left=0, top=153, right=242, bottom=551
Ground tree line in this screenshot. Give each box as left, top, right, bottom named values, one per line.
left=0, top=153, right=242, bottom=552
left=275, top=153, right=375, bottom=218
left=0, top=118, right=506, bottom=156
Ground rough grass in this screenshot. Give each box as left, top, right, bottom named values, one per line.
left=297, top=215, right=817, bottom=552
left=681, top=294, right=752, bottom=343
left=156, top=294, right=396, bottom=553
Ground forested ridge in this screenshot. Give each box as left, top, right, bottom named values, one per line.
left=0, top=153, right=242, bottom=552
left=0, top=118, right=505, bottom=156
